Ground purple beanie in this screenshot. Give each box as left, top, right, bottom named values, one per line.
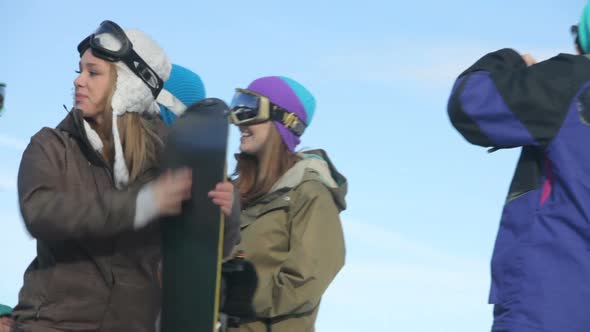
left=246, top=76, right=316, bottom=152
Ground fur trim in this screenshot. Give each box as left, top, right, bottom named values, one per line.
left=112, top=111, right=129, bottom=189
left=83, top=120, right=103, bottom=152
left=111, top=29, right=171, bottom=117
left=110, top=29, right=171, bottom=188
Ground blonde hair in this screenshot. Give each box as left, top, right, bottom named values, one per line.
left=91, top=63, right=163, bottom=184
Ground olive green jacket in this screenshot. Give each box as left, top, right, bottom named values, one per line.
left=230, top=150, right=347, bottom=332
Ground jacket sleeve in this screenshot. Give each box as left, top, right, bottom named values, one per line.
left=222, top=189, right=242, bottom=258
left=448, top=48, right=590, bottom=149
left=18, top=129, right=138, bottom=241
left=253, top=181, right=345, bottom=318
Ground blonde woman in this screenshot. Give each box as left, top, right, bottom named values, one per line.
left=13, top=21, right=236, bottom=331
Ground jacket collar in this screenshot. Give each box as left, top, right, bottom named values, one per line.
left=56, top=109, right=107, bottom=167
left=55, top=109, right=167, bottom=183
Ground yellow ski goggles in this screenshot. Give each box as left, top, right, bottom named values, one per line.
left=229, top=89, right=307, bottom=136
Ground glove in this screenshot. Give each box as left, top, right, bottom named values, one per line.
left=220, top=251, right=258, bottom=323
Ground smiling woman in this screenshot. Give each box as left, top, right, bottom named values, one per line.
left=223, top=76, right=347, bottom=332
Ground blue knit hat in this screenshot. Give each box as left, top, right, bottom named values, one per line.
left=157, top=64, right=206, bottom=125
left=246, top=76, right=315, bottom=152
left=579, top=1, right=590, bottom=53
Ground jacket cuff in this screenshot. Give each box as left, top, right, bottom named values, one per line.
left=134, top=183, right=159, bottom=229
left=462, top=48, right=526, bottom=77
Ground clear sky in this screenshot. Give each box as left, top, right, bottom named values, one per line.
left=0, top=0, right=586, bottom=331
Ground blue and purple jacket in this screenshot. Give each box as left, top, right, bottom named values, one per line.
left=449, top=48, right=590, bottom=332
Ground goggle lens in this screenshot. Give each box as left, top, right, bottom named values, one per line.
left=233, top=108, right=259, bottom=122
left=230, top=91, right=259, bottom=110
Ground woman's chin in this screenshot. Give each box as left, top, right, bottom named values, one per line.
left=77, top=106, right=101, bottom=120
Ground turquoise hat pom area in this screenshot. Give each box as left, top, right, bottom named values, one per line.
left=579, top=1, right=590, bottom=53
left=278, top=76, right=316, bottom=126
left=159, top=64, right=206, bottom=125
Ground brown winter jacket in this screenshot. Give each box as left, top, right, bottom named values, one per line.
left=229, top=150, right=347, bottom=332
left=13, top=109, right=165, bottom=331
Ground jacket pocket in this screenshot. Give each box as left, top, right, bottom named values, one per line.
left=36, top=260, right=109, bottom=325
left=490, top=189, right=541, bottom=305
left=241, top=198, right=291, bottom=229
left=14, top=258, right=54, bottom=321
left=489, top=241, right=525, bottom=305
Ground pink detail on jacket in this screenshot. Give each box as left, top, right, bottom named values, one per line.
left=540, top=157, right=553, bottom=205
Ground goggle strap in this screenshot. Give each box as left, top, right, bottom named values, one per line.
left=121, top=50, right=164, bottom=98
left=157, top=89, right=187, bottom=116
left=269, top=106, right=307, bottom=137
left=77, top=36, right=91, bottom=55
left=77, top=20, right=163, bottom=98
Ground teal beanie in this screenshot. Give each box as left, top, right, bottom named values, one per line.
left=158, top=64, right=205, bottom=125
left=579, top=1, right=590, bottom=53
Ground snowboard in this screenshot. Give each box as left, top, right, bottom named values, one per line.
left=160, top=98, right=229, bottom=332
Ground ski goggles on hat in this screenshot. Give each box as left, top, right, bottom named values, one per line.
left=229, top=89, right=307, bottom=136
left=77, top=20, right=163, bottom=98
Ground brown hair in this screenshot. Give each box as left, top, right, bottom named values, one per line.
left=91, top=63, right=163, bottom=184
left=233, top=124, right=299, bottom=206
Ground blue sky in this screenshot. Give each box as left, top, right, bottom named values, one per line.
left=0, top=0, right=587, bottom=331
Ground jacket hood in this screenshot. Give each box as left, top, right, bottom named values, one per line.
left=271, top=149, right=347, bottom=211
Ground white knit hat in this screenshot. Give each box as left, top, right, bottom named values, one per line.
left=84, top=29, right=171, bottom=188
